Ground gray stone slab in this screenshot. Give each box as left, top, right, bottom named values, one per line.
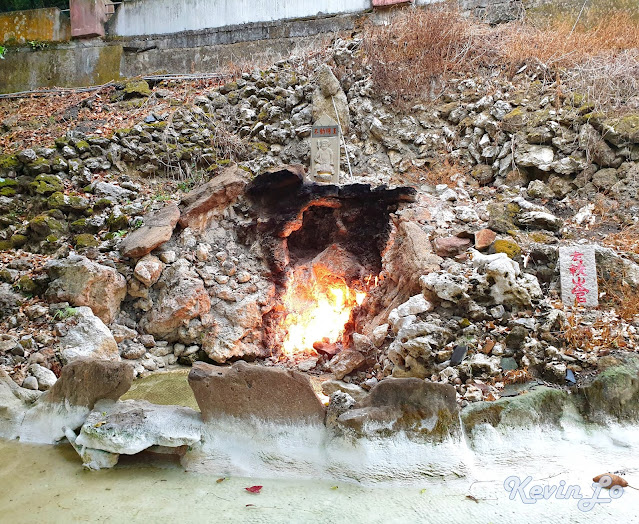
left=559, top=245, right=598, bottom=307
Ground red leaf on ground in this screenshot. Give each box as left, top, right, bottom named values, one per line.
left=245, top=485, right=263, bottom=494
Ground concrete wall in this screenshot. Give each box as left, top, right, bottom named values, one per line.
left=0, top=44, right=122, bottom=93
left=109, top=0, right=372, bottom=36
left=0, top=8, right=71, bottom=44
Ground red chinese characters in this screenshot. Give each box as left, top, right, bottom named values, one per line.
left=312, top=126, right=339, bottom=137
left=569, top=251, right=589, bottom=304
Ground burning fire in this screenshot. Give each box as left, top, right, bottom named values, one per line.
left=279, top=264, right=376, bottom=356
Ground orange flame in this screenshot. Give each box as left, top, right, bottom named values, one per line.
left=279, top=264, right=375, bottom=356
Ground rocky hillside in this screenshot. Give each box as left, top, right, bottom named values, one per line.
left=0, top=5, right=639, bottom=412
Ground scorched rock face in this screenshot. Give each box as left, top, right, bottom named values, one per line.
left=245, top=164, right=415, bottom=361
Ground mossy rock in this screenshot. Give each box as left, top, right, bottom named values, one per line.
left=599, top=114, right=639, bottom=146
left=576, top=360, right=639, bottom=423
left=15, top=275, right=37, bottom=295
left=226, top=91, right=240, bottom=105
left=123, top=80, right=151, bottom=99
left=26, top=158, right=52, bottom=176
left=0, top=177, right=19, bottom=197
left=528, top=108, right=554, bottom=128
left=487, top=202, right=520, bottom=234
left=74, top=234, right=100, bottom=248
left=501, top=107, right=527, bottom=133
left=94, top=198, right=113, bottom=210
left=252, top=141, right=269, bottom=153
left=106, top=213, right=128, bottom=231
left=46, top=191, right=67, bottom=209
left=28, top=214, right=65, bottom=237
left=0, top=268, right=15, bottom=282
left=527, top=231, right=553, bottom=243
left=494, top=239, right=522, bottom=259
left=29, top=174, right=63, bottom=195
left=461, top=386, right=571, bottom=433
left=219, top=81, right=238, bottom=95
left=0, top=155, right=20, bottom=171
left=10, top=234, right=27, bottom=248
left=0, top=187, right=16, bottom=197
left=0, top=240, right=11, bottom=250
left=119, top=99, right=147, bottom=109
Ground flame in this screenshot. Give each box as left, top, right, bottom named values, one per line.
left=279, top=264, right=375, bottom=356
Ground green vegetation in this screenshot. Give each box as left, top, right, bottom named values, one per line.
left=53, top=306, right=77, bottom=320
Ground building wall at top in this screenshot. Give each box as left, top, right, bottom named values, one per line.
left=109, top=0, right=377, bottom=37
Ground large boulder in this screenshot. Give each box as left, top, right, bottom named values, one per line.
left=41, top=358, right=133, bottom=408
left=120, top=203, right=180, bottom=259
left=188, top=361, right=326, bottom=424
left=140, top=260, right=210, bottom=341
left=76, top=399, right=202, bottom=455
left=19, top=359, right=133, bottom=443
left=178, top=165, right=249, bottom=230
left=58, top=307, right=120, bottom=363
left=45, top=256, right=127, bottom=324
left=575, top=360, right=639, bottom=423
left=336, top=378, right=459, bottom=439
left=461, top=385, right=571, bottom=433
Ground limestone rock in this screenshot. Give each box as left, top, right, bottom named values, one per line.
left=58, top=307, right=120, bottom=363
left=515, top=210, right=563, bottom=231
left=120, top=203, right=180, bottom=259
left=470, top=250, right=542, bottom=308
left=28, top=364, right=57, bottom=391
left=65, top=427, right=120, bottom=470
left=133, top=255, right=164, bottom=287
left=337, top=378, right=459, bottom=439
left=18, top=359, right=133, bottom=443
left=312, top=64, right=350, bottom=133
left=462, top=385, right=571, bottom=432
left=188, top=361, right=325, bottom=424
left=321, top=379, right=368, bottom=402
left=40, top=358, right=133, bottom=408
left=45, top=256, right=127, bottom=324
left=76, top=399, right=202, bottom=455
left=141, top=268, right=210, bottom=341
left=328, top=350, right=366, bottom=380
left=474, top=228, right=496, bottom=250
left=433, top=236, right=472, bottom=257
left=179, top=165, right=249, bottom=230
left=513, top=144, right=554, bottom=170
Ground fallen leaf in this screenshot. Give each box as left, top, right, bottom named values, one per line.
left=420, top=488, right=427, bottom=494
left=593, top=473, right=628, bottom=488
left=330, top=486, right=339, bottom=490
left=245, top=485, right=263, bottom=494
left=216, top=478, right=227, bottom=484
left=466, top=495, right=479, bottom=503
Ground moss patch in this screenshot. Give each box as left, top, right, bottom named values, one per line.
left=29, top=174, right=63, bottom=195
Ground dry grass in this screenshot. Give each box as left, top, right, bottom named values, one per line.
left=361, top=3, right=483, bottom=105
left=361, top=3, right=639, bottom=111
left=603, top=224, right=639, bottom=255
left=561, top=313, right=623, bottom=353
left=599, top=269, right=639, bottom=321
left=499, top=12, right=639, bottom=70
left=398, top=159, right=467, bottom=188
